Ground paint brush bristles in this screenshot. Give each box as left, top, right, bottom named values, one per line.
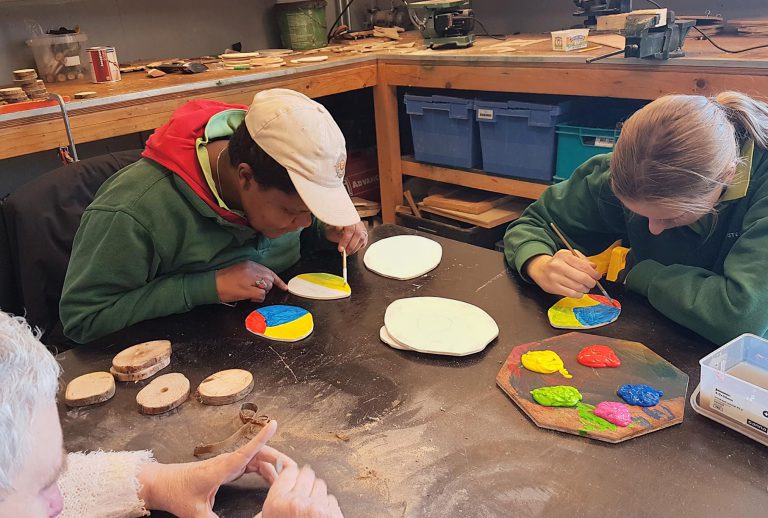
left=342, top=249, right=348, bottom=285
left=549, top=222, right=614, bottom=303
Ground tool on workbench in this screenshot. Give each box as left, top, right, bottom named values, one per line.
left=148, top=61, right=208, bottom=74
left=586, top=9, right=694, bottom=62
left=573, top=0, right=632, bottom=27
left=403, top=0, right=475, bottom=49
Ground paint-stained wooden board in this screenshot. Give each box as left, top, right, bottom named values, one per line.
left=65, top=372, right=116, bottom=407
left=197, top=369, right=255, bottom=405
left=136, top=373, right=190, bottom=415
left=496, top=332, right=689, bottom=443
left=112, top=339, right=172, bottom=373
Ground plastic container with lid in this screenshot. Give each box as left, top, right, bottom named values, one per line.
left=26, top=33, right=89, bottom=83
left=692, top=333, right=768, bottom=446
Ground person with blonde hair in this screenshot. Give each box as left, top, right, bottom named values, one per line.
left=0, top=310, right=343, bottom=518
left=504, top=91, right=768, bottom=344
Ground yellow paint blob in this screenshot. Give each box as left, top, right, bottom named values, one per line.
left=299, top=273, right=351, bottom=292
left=521, top=350, right=572, bottom=379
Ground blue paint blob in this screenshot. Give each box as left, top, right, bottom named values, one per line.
left=617, top=384, right=664, bottom=407
left=258, top=305, right=309, bottom=327
left=573, top=304, right=621, bottom=327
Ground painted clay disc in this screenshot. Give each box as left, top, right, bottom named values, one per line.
left=288, top=273, right=351, bottom=300
left=197, top=369, right=254, bottom=405
left=245, top=305, right=314, bottom=342
left=379, top=325, right=412, bottom=351
left=547, top=294, right=621, bottom=330
left=65, top=372, right=116, bottom=407
left=384, top=297, right=499, bottom=356
left=112, top=339, right=172, bottom=373
left=364, top=235, right=442, bottom=280
left=136, top=373, right=190, bottom=415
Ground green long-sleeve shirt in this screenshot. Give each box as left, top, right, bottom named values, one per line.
left=60, top=157, right=329, bottom=343
left=504, top=145, right=768, bottom=345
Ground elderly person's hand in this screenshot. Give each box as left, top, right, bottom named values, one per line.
left=324, top=222, right=368, bottom=255
left=137, top=420, right=338, bottom=518
left=262, top=464, right=344, bottom=518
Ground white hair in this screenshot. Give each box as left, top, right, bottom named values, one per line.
left=0, top=311, right=60, bottom=495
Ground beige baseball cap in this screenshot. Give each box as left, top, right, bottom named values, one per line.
left=244, top=89, right=360, bottom=227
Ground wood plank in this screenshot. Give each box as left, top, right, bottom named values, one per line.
left=374, top=73, right=403, bottom=224
left=379, top=62, right=768, bottom=101
left=419, top=198, right=527, bottom=228
left=0, top=63, right=377, bottom=159
left=422, top=189, right=511, bottom=214
left=401, top=158, right=549, bottom=200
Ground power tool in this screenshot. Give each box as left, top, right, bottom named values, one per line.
left=403, top=0, right=475, bottom=49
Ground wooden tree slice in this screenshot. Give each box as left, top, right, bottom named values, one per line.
left=136, top=373, right=190, bottom=415
left=65, top=372, right=116, bottom=407
left=197, top=369, right=254, bottom=405
left=111, top=355, right=170, bottom=382
left=112, top=340, right=172, bottom=373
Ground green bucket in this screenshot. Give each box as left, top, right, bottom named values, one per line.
left=275, top=0, right=328, bottom=51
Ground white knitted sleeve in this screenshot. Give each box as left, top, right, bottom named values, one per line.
left=58, top=450, right=155, bottom=518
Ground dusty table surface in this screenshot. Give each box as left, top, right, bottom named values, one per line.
left=55, top=224, right=768, bottom=517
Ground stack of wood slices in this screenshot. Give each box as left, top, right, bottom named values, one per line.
left=13, top=69, right=49, bottom=100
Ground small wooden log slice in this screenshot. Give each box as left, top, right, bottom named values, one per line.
left=112, top=340, right=172, bottom=373
left=111, top=355, right=170, bottom=382
left=136, top=373, right=190, bottom=415
left=197, top=369, right=254, bottom=405
left=65, top=372, right=116, bottom=407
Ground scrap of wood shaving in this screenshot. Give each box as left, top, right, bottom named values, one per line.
left=334, top=432, right=351, bottom=441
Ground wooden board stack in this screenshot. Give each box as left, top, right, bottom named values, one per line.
left=13, top=69, right=49, bottom=100
left=418, top=188, right=528, bottom=229
left=110, top=339, right=172, bottom=381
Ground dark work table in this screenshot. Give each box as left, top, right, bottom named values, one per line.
left=55, top=224, right=768, bottom=518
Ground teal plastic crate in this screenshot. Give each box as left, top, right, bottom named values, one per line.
left=554, top=123, right=620, bottom=183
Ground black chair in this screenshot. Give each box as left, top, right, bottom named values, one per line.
left=1, top=150, right=144, bottom=335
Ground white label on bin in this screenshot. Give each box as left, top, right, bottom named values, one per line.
left=711, top=385, right=768, bottom=434
left=594, top=137, right=615, bottom=148
left=477, top=108, right=494, bottom=120
left=64, top=56, right=81, bottom=66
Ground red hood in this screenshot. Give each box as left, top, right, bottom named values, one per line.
left=142, top=99, right=249, bottom=225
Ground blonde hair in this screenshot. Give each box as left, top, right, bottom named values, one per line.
left=0, top=311, right=60, bottom=496
left=611, top=91, right=768, bottom=214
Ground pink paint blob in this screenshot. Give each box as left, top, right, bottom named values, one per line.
left=593, top=401, right=632, bottom=427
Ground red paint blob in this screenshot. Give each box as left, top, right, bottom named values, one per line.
left=577, top=345, right=621, bottom=368
left=245, top=311, right=267, bottom=334
left=588, top=294, right=622, bottom=308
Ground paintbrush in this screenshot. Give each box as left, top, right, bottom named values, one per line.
left=549, top=222, right=614, bottom=304
left=342, top=248, right=348, bottom=285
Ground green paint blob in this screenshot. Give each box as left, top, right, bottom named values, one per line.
left=576, top=403, right=617, bottom=432
left=530, top=386, right=583, bottom=407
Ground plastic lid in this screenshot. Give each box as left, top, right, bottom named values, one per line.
left=26, top=33, right=88, bottom=46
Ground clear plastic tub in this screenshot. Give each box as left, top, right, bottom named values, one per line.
left=695, top=333, right=768, bottom=444
left=550, top=28, right=589, bottom=51
left=26, top=33, right=89, bottom=83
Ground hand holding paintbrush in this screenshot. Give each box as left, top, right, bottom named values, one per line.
left=549, top=223, right=614, bottom=303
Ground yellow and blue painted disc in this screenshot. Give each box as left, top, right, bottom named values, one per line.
left=245, top=305, right=314, bottom=342
left=548, top=294, right=621, bottom=330
left=287, top=273, right=351, bottom=300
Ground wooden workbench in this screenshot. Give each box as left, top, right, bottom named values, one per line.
left=3, top=33, right=768, bottom=223
left=54, top=224, right=768, bottom=517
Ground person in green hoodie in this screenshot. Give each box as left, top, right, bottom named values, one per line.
left=504, top=91, right=768, bottom=345
left=60, top=89, right=367, bottom=343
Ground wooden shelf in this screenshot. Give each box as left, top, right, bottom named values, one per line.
left=401, top=157, right=549, bottom=200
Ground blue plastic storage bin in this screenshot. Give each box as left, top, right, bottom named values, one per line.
left=404, top=93, right=481, bottom=169
left=475, top=99, right=573, bottom=181
left=554, top=123, right=620, bottom=183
